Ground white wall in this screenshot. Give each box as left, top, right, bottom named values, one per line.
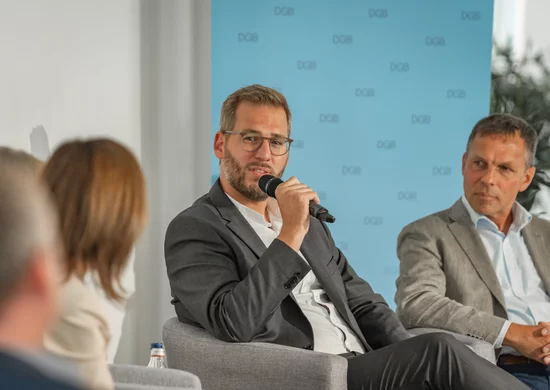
left=0, top=0, right=212, bottom=365
left=0, top=0, right=144, bottom=362
left=0, top=0, right=141, bottom=155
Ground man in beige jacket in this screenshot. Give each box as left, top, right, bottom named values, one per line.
left=396, top=114, right=550, bottom=389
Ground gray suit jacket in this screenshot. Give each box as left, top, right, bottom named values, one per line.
left=395, top=198, right=550, bottom=345
left=165, top=180, right=409, bottom=352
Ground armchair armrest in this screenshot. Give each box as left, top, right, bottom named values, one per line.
left=109, top=364, right=201, bottom=389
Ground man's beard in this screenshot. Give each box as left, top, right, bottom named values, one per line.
left=221, top=149, right=285, bottom=201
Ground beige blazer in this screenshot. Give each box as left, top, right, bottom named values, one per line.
left=395, top=199, right=550, bottom=345
left=44, top=275, right=113, bottom=390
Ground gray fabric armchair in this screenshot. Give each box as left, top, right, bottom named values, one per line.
left=162, top=317, right=348, bottom=390
left=162, top=318, right=496, bottom=390
left=109, top=363, right=201, bottom=390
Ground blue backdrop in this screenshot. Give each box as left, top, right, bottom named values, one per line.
left=211, top=1, right=494, bottom=307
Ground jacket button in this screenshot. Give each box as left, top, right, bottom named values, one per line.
left=303, top=345, right=313, bottom=350
left=284, top=282, right=291, bottom=290
left=294, top=272, right=301, bottom=278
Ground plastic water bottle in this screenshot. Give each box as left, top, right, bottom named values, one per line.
left=147, top=342, right=166, bottom=368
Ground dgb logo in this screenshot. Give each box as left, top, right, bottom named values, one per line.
left=398, top=191, right=417, bottom=201
left=377, top=140, right=396, bottom=149
left=364, top=216, right=383, bottom=225
left=333, top=35, right=353, bottom=44
left=319, top=114, right=339, bottom=123
left=411, top=115, right=431, bottom=124
left=462, top=11, right=480, bottom=20
left=274, top=7, right=294, bottom=16
left=292, top=140, right=305, bottom=149
left=447, top=89, right=466, bottom=99
left=355, top=88, right=375, bottom=97
left=390, top=62, right=409, bottom=72
left=297, top=61, right=317, bottom=70
left=433, top=166, right=452, bottom=175
left=342, top=165, right=362, bottom=175
left=425, top=36, right=445, bottom=46
left=369, top=9, right=388, bottom=18
left=238, top=33, right=258, bottom=42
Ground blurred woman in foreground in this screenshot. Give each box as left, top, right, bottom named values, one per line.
left=42, top=139, right=147, bottom=390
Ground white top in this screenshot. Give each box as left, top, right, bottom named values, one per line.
left=462, top=196, right=550, bottom=355
left=83, top=250, right=136, bottom=363
left=44, top=276, right=113, bottom=390
left=227, top=194, right=365, bottom=355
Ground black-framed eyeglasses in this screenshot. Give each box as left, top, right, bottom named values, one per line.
left=222, top=130, right=293, bottom=156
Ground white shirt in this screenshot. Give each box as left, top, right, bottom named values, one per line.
left=227, top=194, right=365, bottom=355
left=462, top=196, right=550, bottom=354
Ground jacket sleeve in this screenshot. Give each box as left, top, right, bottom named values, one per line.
left=165, top=214, right=311, bottom=342
left=395, top=223, right=505, bottom=344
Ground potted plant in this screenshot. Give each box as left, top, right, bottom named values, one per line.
left=491, top=41, right=550, bottom=217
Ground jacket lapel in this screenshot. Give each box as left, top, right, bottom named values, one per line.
left=448, top=200, right=507, bottom=309
left=209, top=181, right=267, bottom=258
left=523, top=222, right=550, bottom=294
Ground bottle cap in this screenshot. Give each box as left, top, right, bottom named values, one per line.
left=151, top=342, right=163, bottom=349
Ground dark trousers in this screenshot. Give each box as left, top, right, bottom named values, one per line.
left=499, top=362, right=550, bottom=390
left=342, top=333, right=529, bottom=390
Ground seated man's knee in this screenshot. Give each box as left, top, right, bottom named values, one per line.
left=415, top=332, right=458, bottom=349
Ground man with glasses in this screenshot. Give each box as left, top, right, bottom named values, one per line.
left=165, top=84, right=528, bottom=389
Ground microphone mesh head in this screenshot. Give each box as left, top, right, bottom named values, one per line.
left=258, top=174, right=278, bottom=198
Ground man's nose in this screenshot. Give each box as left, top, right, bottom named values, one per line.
left=480, top=167, right=496, bottom=186
left=254, top=139, right=272, bottom=160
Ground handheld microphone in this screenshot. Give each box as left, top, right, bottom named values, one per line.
left=258, top=175, right=336, bottom=223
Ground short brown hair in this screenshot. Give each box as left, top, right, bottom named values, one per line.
left=220, top=84, right=292, bottom=135
left=466, top=113, right=537, bottom=168
left=0, top=147, right=43, bottom=176
left=42, top=139, right=147, bottom=301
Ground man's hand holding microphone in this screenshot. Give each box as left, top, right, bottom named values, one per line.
left=258, top=175, right=335, bottom=252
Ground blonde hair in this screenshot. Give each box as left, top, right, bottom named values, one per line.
left=220, top=84, right=292, bottom=134
left=42, top=139, right=147, bottom=301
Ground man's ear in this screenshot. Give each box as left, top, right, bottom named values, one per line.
left=214, top=131, right=225, bottom=159
left=25, top=249, right=57, bottom=303
left=519, top=165, right=536, bottom=192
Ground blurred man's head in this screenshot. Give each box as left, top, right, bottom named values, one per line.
left=0, top=147, right=43, bottom=176
left=0, top=168, right=61, bottom=350
left=462, top=113, right=537, bottom=230
left=214, top=84, right=292, bottom=203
